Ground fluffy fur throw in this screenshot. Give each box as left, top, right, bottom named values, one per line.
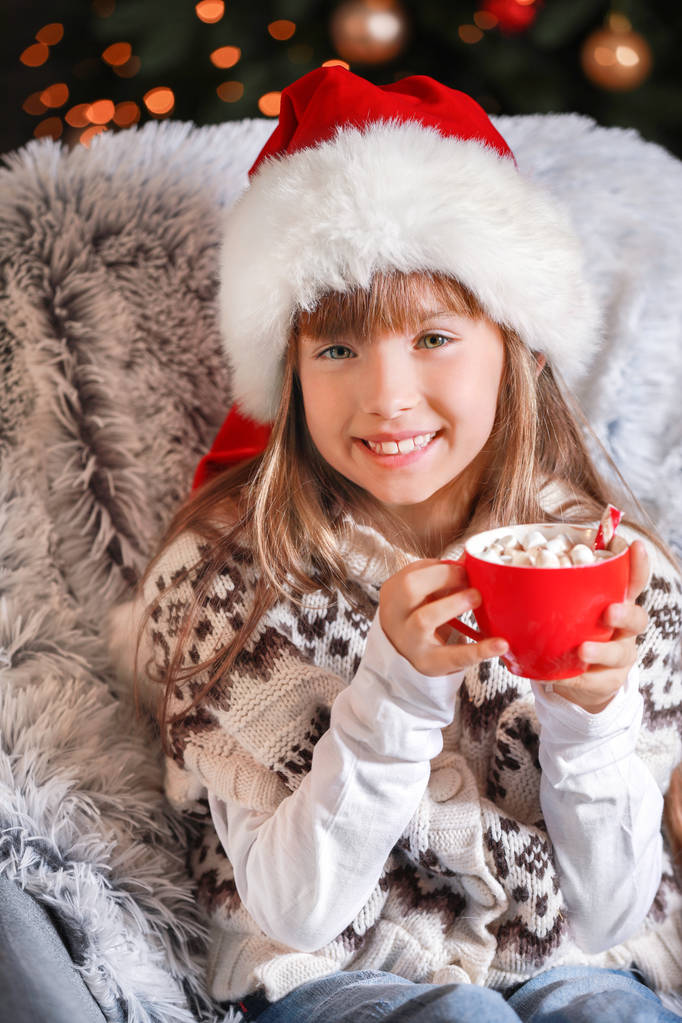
left=0, top=112, right=680, bottom=1022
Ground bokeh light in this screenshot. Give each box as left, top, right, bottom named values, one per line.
left=23, top=92, right=48, bottom=116
left=34, top=117, right=63, bottom=140
left=210, top=46, right=241, bottom=69
left=87, top=99, right=115, bottom=124
left=195, top=1, right=224, bottom=23
left=330, top=0, right=409, bottom=65
left=20, top=44, right=50, bottom=68
left=113, top=101, right=141, bottom=126
left=40, top=83, right=69, bottom=108
left=581, top=13, right=652, bottom=91
left=217, top=81, right=244, bottom=102
left=258, top=91, right=281, bottom=117
left=113, top=56, right=141, bottom=78
left=459, top=24, right=484, bottom=44
left=65, top=104, right=91, bottom=128
left=36, top=24, right=64, bottom=46
left=474, top=11, right=498, bottom=29
left=92, top=0, right=115, bottom=17
left=143, top=87, right=175, bottom=116
left=80, top=125, right=108, bottom=147
left=102, top=43, right=132, bottom=66
left=268, top=21, right=296, bottom=41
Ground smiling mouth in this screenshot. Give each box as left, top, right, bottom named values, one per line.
left=361, top=431, right=438, bottom=455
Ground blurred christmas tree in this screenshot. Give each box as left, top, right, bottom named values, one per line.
left=5, top=0, right=682, bottom=157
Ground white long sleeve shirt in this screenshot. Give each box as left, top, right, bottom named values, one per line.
left=209, top=611, right=663, bottom=956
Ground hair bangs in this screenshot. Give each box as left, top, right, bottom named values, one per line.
left=294, top=270, right=487, bottom=343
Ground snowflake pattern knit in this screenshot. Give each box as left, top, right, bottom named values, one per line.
left=143, top=520, right=682, bottom=1004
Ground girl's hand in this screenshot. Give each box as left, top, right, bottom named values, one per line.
left=550, top=539, right=650, bottom=713
left=379, top=559, right=509, bottom=677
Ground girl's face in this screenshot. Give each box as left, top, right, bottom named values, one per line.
left=297, top=287, right=505, bottom=532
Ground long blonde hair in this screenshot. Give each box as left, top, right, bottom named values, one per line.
left=134, top=270, right=663, bottom=746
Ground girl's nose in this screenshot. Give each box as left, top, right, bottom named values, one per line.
left=359, top=345, right=419, bottom=418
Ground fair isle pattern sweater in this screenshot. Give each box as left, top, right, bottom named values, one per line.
left=143, top=520, right=682, bottom=1004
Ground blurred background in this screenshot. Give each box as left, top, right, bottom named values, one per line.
left=3, top=0, right=681, bottom=159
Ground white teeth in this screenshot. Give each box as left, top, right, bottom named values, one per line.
left=366, top=432, right=435, bottom=455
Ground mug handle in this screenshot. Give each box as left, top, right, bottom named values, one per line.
left=441, top=558, right=487, bottom=643
left=449, top=617, right=486, bottom=643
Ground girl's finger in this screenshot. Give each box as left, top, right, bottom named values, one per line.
left=421, top=636, right=509, bottom=676
left=578, top=635, right=636, bottom=670
left=603, top=601, right=648, bottom=636
left=385, top=560, right=469, bottom=612
left=626, top=539, right=650, bottom=603
left=411, top=588, right=481, bottom=636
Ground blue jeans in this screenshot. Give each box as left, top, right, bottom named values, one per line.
left=253, top=967, right=682, bottom=1023
left=0, top=874, right=105, bottom=1023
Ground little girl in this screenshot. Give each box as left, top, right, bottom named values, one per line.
left=118, top=67, right=682, bottom=1021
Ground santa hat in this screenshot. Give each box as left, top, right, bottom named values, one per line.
left=194, top=66, right=599, bottom=489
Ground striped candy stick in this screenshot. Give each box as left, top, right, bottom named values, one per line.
left=594, top=503, right=622, bottom=551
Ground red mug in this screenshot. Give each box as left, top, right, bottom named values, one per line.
left=447, top=523, right=631, bottom=680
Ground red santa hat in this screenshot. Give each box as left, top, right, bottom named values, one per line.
left=193, top=66, right=599, bottom=490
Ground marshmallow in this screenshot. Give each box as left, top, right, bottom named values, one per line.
left=480, top=549, right=504, bottom=563
left=569, top=544, right=595, bottom=565
left=535, top=548, right=561, bottom=568
left=522, top=530, right=547, bottom=551
left=511, top=550, right=534, bottom=566
left=545, top=534, right=570, bottom=555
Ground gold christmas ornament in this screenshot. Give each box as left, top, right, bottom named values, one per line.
left=330, top=0, right=409, bottom=65
left=581, top=14, right=652, bottom=91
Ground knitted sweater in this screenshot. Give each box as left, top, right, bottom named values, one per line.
left=140, top=517, right=682, bottom=1003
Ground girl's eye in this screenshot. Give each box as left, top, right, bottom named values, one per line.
left=418, top=333, right=451, bottom=350
left=319, top=345, right=354, bottom=360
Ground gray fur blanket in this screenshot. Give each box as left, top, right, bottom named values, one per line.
left=0, top=114, right=680, bottom=1021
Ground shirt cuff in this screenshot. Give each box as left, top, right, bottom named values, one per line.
left=532, top=666, right=644, bottom=781
left=362, top=610, right=467, bottom=718
left=340, top=611, right=466, bottom=762
left=531, top=664, right=641, bottom=740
